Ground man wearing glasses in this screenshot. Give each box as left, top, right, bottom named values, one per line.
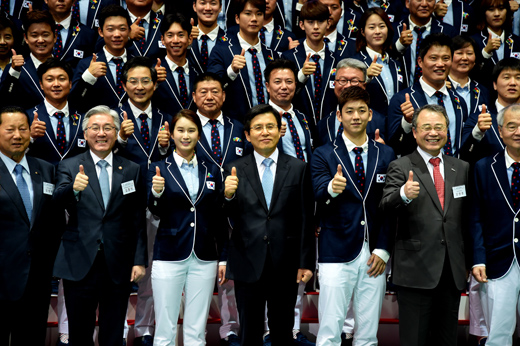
left=316, top=58, right=386, bottom=147
left=381, top=104, right=469, bottom=346
left=53, top=105, right=147, bottom=346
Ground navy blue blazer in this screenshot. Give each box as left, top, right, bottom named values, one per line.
left=70, top=49, right=129, bottom=112
left=387, top=82, right=468, bottom=157
left=311, top=137, right=396, bottom=262
left=0, top=156, right=60, bottom=301
left=207, top=33, right=277, bottom=121
left=471, top=151, right=520, bottom=279
left=392, top=17, right=457, bottom=86
left=346, top=0, right=405, bottom=25
left=281, top=41, right=337, bottom=132
left=447, top=78, right=489, bottom=116
left=126, top=11, right=165, bottom=60
left=277, top=108, right=313, bottom=160
left=0, top=56, right=44, bottom=109
left=444, top=0, right=474, bottom=36
left=26, top=103, right=86, bottom=166
left=188, top=27, right=226, bottom=73
left=116, top=102, right=172, bottom=176
left=58, top=20, right=97, bottom=69
left=53, top=151, right=147, bottom=284
left=79, top=0, right=119, bottom=29
left=353, top=48, right=406, bottom=115
left=317, top=109, right=387, bottom=148
left=147, top=155, right=227, bottom=262
left=329, top=31, right=357, bottom=59
left=3, top=0, right=44, bottom=21
left=338, top=6, right=363, bottom=39
left=226, top=24, right=297, bottom=55
left=153, top=57, right=200, bottom=115
left=196, top=115, right=246, bottom=180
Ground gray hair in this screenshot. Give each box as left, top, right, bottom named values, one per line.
left=497, top=104, right=520, bottom=127
left=82, top=106, right=121, bottom=132
left=411, top=104, right=450, bottom=129
left=336, top=58, right=368, bottom=83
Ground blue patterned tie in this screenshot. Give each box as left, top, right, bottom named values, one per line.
left=249, top=48, right=265, bottom=105
left=353, top=147, right=365, bottom=194
left=113, top=57, right=124, bottom=97
left=137, top=19, right=146, bottom=53
left=337, top=123, right=343, bottom=138
left=55, top=112, right=67, bottom=155
left=323, top=37, right=330, bottom=50
left=283, top=112, right=305, bottom=161
left=97, top=160, right=110, bottom=208
left=312, top=54, right=323, bottom=123
left=512, top=162, right=520, bottom=211
left=435, top=91, right=453, bottom=156
left=53, top=24, right=64, bottom=59
left=15, top=164, right=32, bottom=222
left=259, top=27, right=267, bottom=45
left=71, top=0, right=80, bottom=23
left=139, top=113, right=151, bottom=152
left=209, top=119, right=222, bottom=164
left=1, top=0, right=9, bottom=14
left=413, top=26, right=426, bottom=85
left=176, top=66, right=189, bottom=108
left=262, top=158, right=274, bottom=209
left=200, top=35, right=209, bottom=70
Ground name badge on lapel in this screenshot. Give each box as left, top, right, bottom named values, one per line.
left=74, top=49, right=84, bottom=59
left=78, top=139, right=86, bottom=147
left=376, top=174, right=386, bottom=183
left=121, top=181, right=136, bottom=195
left=43, top=182, right=55, bottom=195
left=236, top=147, right=243, bottom=156
left=207, top=181, right=215, bottom=190
left=158, top=41, right=166, bottom=49
left=452, top=185, right=466, bottom=198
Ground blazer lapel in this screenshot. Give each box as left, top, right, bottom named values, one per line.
left=67, top=111, right=82, bottom=152
left=270, top=154, right=290, bottom=211
left=364, top=141, right=379, bottom=198
left=333, top=137, right=362, bottom=199
left=442, top=157, right=457, bottom=214
left=244, top=154, right=268, bottom=212
left=27, top=158, right=42, bottom=228
left=194, top=161, right=208, bottom=205
left=0, top=160, right=30, bottom=225
left=491, top=152, right=516, bottom=214
left=410, top=150, right=443, bottom=213
left=165, top=155, right=193, bottom=205
left=221, top=117, right=233, bottom=164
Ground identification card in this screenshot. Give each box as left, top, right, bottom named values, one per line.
left=43, top=182, right=55, bottom=195
left=452, top=185, right=466, bottom=198
left=121, top=181, right=136, bottom=195
left=376, top=174, right=386, bottom=183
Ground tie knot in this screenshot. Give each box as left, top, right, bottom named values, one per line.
left=97, top=159, right=108, bottom=168
left=414, top=26, right=426, bottom=34
left=138, top=19, right=145, bottom=27
left=248, top=48, right=257, bottom=54
left=353, top=147, right=363, bottom=155
left=260, top=27, right=267, bottom=33
left=56, top=24, right=64, bottom=31
left=14, top=164, right=24, bottom=175
left=112, top=57, right=122, bottom=63
left=312, top=54, right=320, bottom=63
left=175, top=66, right=184, bottom=74
left=282, top=112, right=291, bottom=118
left=429, top=157, right=441, bottom=167
left=54, top=111, right=65, bottom=119
left=513, top=162, right=520, bottom=169
left=435, top=91, right=444, bottom=100
left=262, top=158, right=274, bottom=168
left=139, top=113, right=148, bottom=122
left=323, top=37, right=330, bottom=44
left=201, top=34, right=209, bottom=42
left=209, top=119, right=219, bottom=126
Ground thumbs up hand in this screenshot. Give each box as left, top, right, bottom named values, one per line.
left=367, top=55, right=383, bottom=78
left=302, top=53, right=317, bottom=76
left=190, top=18, right=200, bottom=40
left=152, top=166, right=165, bottom=194
left=400, top=93, right=415, bottom=123
left=11, top=49, right=24, bottom=72
left=158, top=121, right=170, bottom=147
left=288, top=37, right=300, bottom=49
left=331, top=164, right=347, bottom=194
left=484, top=33, right=501, bottom=54
left=477, top=104, right=492, bottom=133
left=231, top=49, right=247, bottom=74
left=30, top=111, right=46, bottom=139
left=130, top=17, right=145, bottom=40
left=374, top=128, right=385, bottom=145
left=399, top=23, right=413, bottom=46
left=224, top=167, right=239, bottom=198
left=73, top=165, right=89, bottom=192
left=88, top=54, right=107, bottom=78
left=119, top=111, right=135, bottom=141
left=404, top=170, right=420, bottom=200
left=434, top=0, right=448, bottom=18
left=156, top=58, right=167, bottom=83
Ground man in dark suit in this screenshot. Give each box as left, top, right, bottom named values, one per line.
left=27, top=58, right=86, bottom=166
left=223, top=104, right=315, bottom=346
left=381, top=104, right=470, bottom=346
left=0, top=106, right=60, bottom=346
left=53, top=105, right=147, bottom=346
left=471, top=104, right=520, bottom=346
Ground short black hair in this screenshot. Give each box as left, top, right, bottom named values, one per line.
left=160, top=12, right=192, bottom=36
left=193, top=72, right=225, bottom=91
left=171, top=109, right=203, bottom=135
left=37, top=57, right=73, bottom=81
left=418, top=33, right=453, bottom=60
left=244, top=104, right=281, bottom=133
left=338, top=86, right=370, bottom=110
left=492, top=57, right=520, bottom=83
left=0, top=106, right=29, bottom=125
left=23, top=10, right=56, bottom=34
left=264, top=59, right=297, bottom=82
left=122, top=56, right=158, bottom=84
left=300, top=0, right=329, bottom=22
left=98, top=4, right=132, bottom=29
left=234, top=0, right=266, bottom=16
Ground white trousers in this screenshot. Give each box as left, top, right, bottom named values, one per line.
left=152, top=253, right=217, bottom=346
left=480, top=259, right=520, bottom=346
left=469, top=275, right=488, bottom=337
left=317, top=243, right=385, bottom=346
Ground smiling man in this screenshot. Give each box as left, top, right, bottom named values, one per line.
left=388, top=33, right=468, bottom=157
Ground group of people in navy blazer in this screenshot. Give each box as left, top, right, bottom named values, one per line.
left=2, top=0, right=520, bottom=345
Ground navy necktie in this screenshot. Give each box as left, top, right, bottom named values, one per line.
left=512, top=162, right=520, bottom=211
left=137, top=19, right=146, bottom=52
left=1, top=0, right=9, bottom=14
left=112, top=57, right=124, bottom=97
left=259, top=27, right=267, bottom=45
left=283, top=112, right=305, bottom=161
left=200, top=34, right=209, bottom=70
left=353, top=147, right=365, bottom=194
left=54, top=112, right=67, bottom=155
left=53, top=24, right=64, bottom=59
left=14, top=164, right=32, bottom=222
left=209, top=119, right=222, bottom=165
left=262, top=158, right=274, bottom=209
left=435, top=91, right=453, bottom=156
left=249, top=48, right=265, bottom=105
left=413, top=26, right=426, bottom=85
left=337, top=123, right=343, bottom=138
left=312, top=54, right=323, bottom=123
left=71, top=0, right=80, bottom=23
left=176, top=66, right=189, bottom=108
left=139, top=113, right=151, bottom=152
left=97, top=160, right=110, bottom=208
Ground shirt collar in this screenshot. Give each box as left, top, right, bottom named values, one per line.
left=269, top=100, right=294, bottom=117
left=417, top=145, right=443, bottom=165
left=103, top=46, right=128, bottom=63
left=449, top=76, right=471, bottom=90
left=408, top=16, right=432, bottom=32
left=0, top=150, right=29, bottom=175
left=56, top=14, right=72, bottom=30
left=166, top=56, right=190, bottom=74
left=325, top=29, right=337, bottom=45
left=264, top=18, right=274, bottom=33
left=44, top=99, right=69, bottom=117
left=496, top=99, right=506, bottom=113
left=303, top=39, right=325, bottom=61
left=420, top=77, right=448, bottom=98
left=155, top=4, right=165, bottom=14
left=441, top=0, right=452, bottom=6
left=505, top=148, right=518, bottom=169
left=489, top=29, right=506, bottom=42
left=254, top=148, right=279, bottom=166
left=30, top=53, right=45, bottom=69
left=197, top=110, right=224, bottom=127
left=342, top=132, right=368, bottom=153
left=173, top=150, right=198, bottom=167
left=90, top=150, right=113, bottom=167
left=128, top=10, right=151, bottom=25
left=237, top=32, right=262, bottom=52
left=366, top=46, right=388, bottom=63
left=198, top=24, right=220, bottom=41
left=128, top=101, right=153, bottom=119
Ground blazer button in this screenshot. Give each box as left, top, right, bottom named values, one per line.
left=190, top=222, right=195, bottom=227
left=515, top=218, right=519, bottom=222
left=440, top=240, right=446, bottom=245
left=190, top=207, right=195, bottom=212
left=515, top=238, right=519, bottom=243
left=360, top=221, right=366, bottom=226
left=263, top=236, right=268, bottom=241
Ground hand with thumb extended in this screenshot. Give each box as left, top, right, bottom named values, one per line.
left=302, top=53, right=316, bottom=76
left=231, top=49, right=247, bottom=74
left=130, top=17, right=145, bottom=40
left=88, top=53, right=107, bottom=78
left=434, top=0, right=448, bottom=17
left=152, top=166, right=165, bottom=193
left=404, top=170, right=420, bottom=199
left=30, top=111, right=46, bottom=138
left=331, top=164, right=347, bottom=194
left=400, top=23, right=413, bottom=46
left=119, top=111, right=135, bottom=140
left=400, top=93, right=414, bottom=123
left=11, top=48, right=24, bottom=71
left=288, top=36, right=300, bottom=49
left=156, top=57, right=167, bottom=82
left=374, top=128, right=385, bottom=145
left=367, top=54, right=382, bottom=78
left=477, top=104, right=492, bottom=133
left=225, top=167, right=239, bottom=198
left=74, top=164, right=89, bottom=192
left=158, top=121, right=170, bottom=147
left=190, top=18, right=200, bottom=40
